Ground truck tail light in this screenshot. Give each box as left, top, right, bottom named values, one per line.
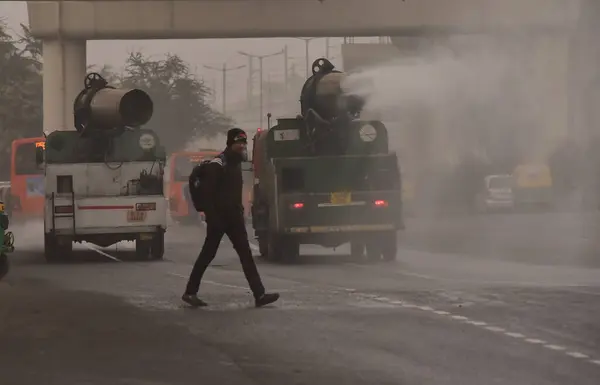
left=55, top=205, right=73, bottom=214
left=291, top=202, right=304, bottom=209
left=374, top=200, right=388, bottom=207
left=136, top=202, right=156, bottom=211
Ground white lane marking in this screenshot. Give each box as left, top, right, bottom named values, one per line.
left=525, top=338, right=546, bottom=344
left=82, top=243, right=122, bottom=262
left=434, top=310, right=451, bottom=315
left=484, top=326, right=506, bottom=333
left=566, top=352, right=589, bottom=359
left=368, top=294, right=600, bottom=367
left=374, top=297, right=391, bottom=302
left=466, top=321, right=487, bottom=326
left=544, top=345, right=566, bottom=351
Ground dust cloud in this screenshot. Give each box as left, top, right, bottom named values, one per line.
left=339, top=25, right=600, bottom=266
left=342, top=35, right=564, bottom=214
left=183, top=133, right=227, bottom=152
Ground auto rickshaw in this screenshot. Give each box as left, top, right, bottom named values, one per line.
left=0, top=199, right=15, bottom=280
left=512, top=163, right=554, bottom=209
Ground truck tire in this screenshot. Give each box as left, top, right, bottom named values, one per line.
left=350, top=242, right=366, bottom=262
left=365, top=232, right=398, bottom=262
left=365, top=242, right=381, bottom=262
left=0, top=253, right=8, bottom=280
left=44, top=234, right=72, bottom=263
left=381, top=232, right=398, bottom=262
left=135, top=239, right=151, bottom=260
left=267, top=233, right=299, bottom=263
left=256, top=233, right=269, bottom=259
left=150, top=232, right=165, bottom=260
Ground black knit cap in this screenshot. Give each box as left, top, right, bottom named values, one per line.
left=226, top=128, right=247, bottom=147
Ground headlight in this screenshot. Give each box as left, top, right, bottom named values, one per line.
left=139, top=133, right=156, bottom=150
left=358, top=124, right=377, bottom=142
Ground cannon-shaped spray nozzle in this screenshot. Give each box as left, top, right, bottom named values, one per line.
left=73, top=72, right=153, bottom=134
left=300, top=58, right=365, bottom=123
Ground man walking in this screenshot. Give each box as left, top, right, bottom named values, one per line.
left=182, top=128, right=279, bottom=308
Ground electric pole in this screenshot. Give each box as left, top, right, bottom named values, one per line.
left=238, top=48, right=287, bottom=128
left=294, top=37, right=318, bottom=77
left=203, top=63, right=245, bottom=114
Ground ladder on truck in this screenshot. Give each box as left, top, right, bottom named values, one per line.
left=50, top=176, right=76, bottom=235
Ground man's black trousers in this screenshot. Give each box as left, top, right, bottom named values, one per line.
left=185, top=216, right=265, bottom=298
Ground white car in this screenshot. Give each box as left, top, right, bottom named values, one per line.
left=476, top=174, right=514, bottom=212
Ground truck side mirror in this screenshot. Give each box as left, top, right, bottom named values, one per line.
left=35, top=146, right=44, bottom=166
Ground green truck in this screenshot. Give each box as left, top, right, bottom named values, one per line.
left=250, top=58, right=403, bottom=263
left=0, top=199, right=14, bottom=279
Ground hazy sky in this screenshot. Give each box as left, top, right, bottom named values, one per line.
left=0, top=1, right=356, bottom=108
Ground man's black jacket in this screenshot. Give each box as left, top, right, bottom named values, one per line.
left=200, top=149, right=245, bottom=223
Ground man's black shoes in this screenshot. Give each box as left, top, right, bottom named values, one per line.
left=182, top=292, right=280, bottom=308
left=182, top=294, right=208, bottom=307
left=255, top=292, right=280, bottom=308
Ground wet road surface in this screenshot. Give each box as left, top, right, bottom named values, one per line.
left=2, top=217, right=600, bottom=385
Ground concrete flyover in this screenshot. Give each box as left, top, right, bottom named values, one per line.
left=27, top=0, right=578, bottom=39
left=26, top=0, right=580, bottom=133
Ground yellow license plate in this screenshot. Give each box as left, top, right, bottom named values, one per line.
left=330, top=192, right=351, bottom=205
left=127, top=210, right=147, bottom=222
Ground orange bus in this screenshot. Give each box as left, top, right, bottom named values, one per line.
left=167, top=150, right=219, bottom=224
left=167, top=149, right=254, bottom=224
left=9, top=137, right=46, bottom=220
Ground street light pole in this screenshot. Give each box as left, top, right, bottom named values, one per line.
left=203, top=63, right=245, bottom=114
left=294, top=37, right=318, bottom=78
left=238, top=48, right=286, bottom=128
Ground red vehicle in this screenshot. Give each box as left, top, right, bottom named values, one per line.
left=167, top=149, right=255, bottom=224
left=9, top=137, right=46, bottom=220
left=167, top=150, right=219, bottom=224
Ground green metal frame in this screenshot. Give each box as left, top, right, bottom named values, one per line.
left=0, top=202, right=14, bottom=279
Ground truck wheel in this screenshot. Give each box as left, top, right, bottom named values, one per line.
left=44, top=234, right=72, bottom=263
left=0, top=253, right=8, bottom=280
left=256, top=233, right=269, bottom=259
left=150, top=232, right=165, bottom=260
left=381, top=232, right=398, bottom=262
left=267, top=234, right=299, bottom=263
left=280, top=239, right=300, bottom=264
left=365, top=242, right=381, bottom=262
left=135, top=240, right=151, bottom=260
left=350, top=242, right=366, bottom=262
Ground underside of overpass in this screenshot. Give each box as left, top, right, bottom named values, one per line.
left=26, top=0, right=581, bottom=133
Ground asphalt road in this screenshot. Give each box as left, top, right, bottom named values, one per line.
left=2, top=218, right=600, bottom=385
left=403, top=211, right=600, bottom=267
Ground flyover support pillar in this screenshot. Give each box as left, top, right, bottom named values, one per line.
left=42, top=39, right=87, bottom=133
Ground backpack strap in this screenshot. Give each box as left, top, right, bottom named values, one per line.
left=210, top=153, right=227, bottom=167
